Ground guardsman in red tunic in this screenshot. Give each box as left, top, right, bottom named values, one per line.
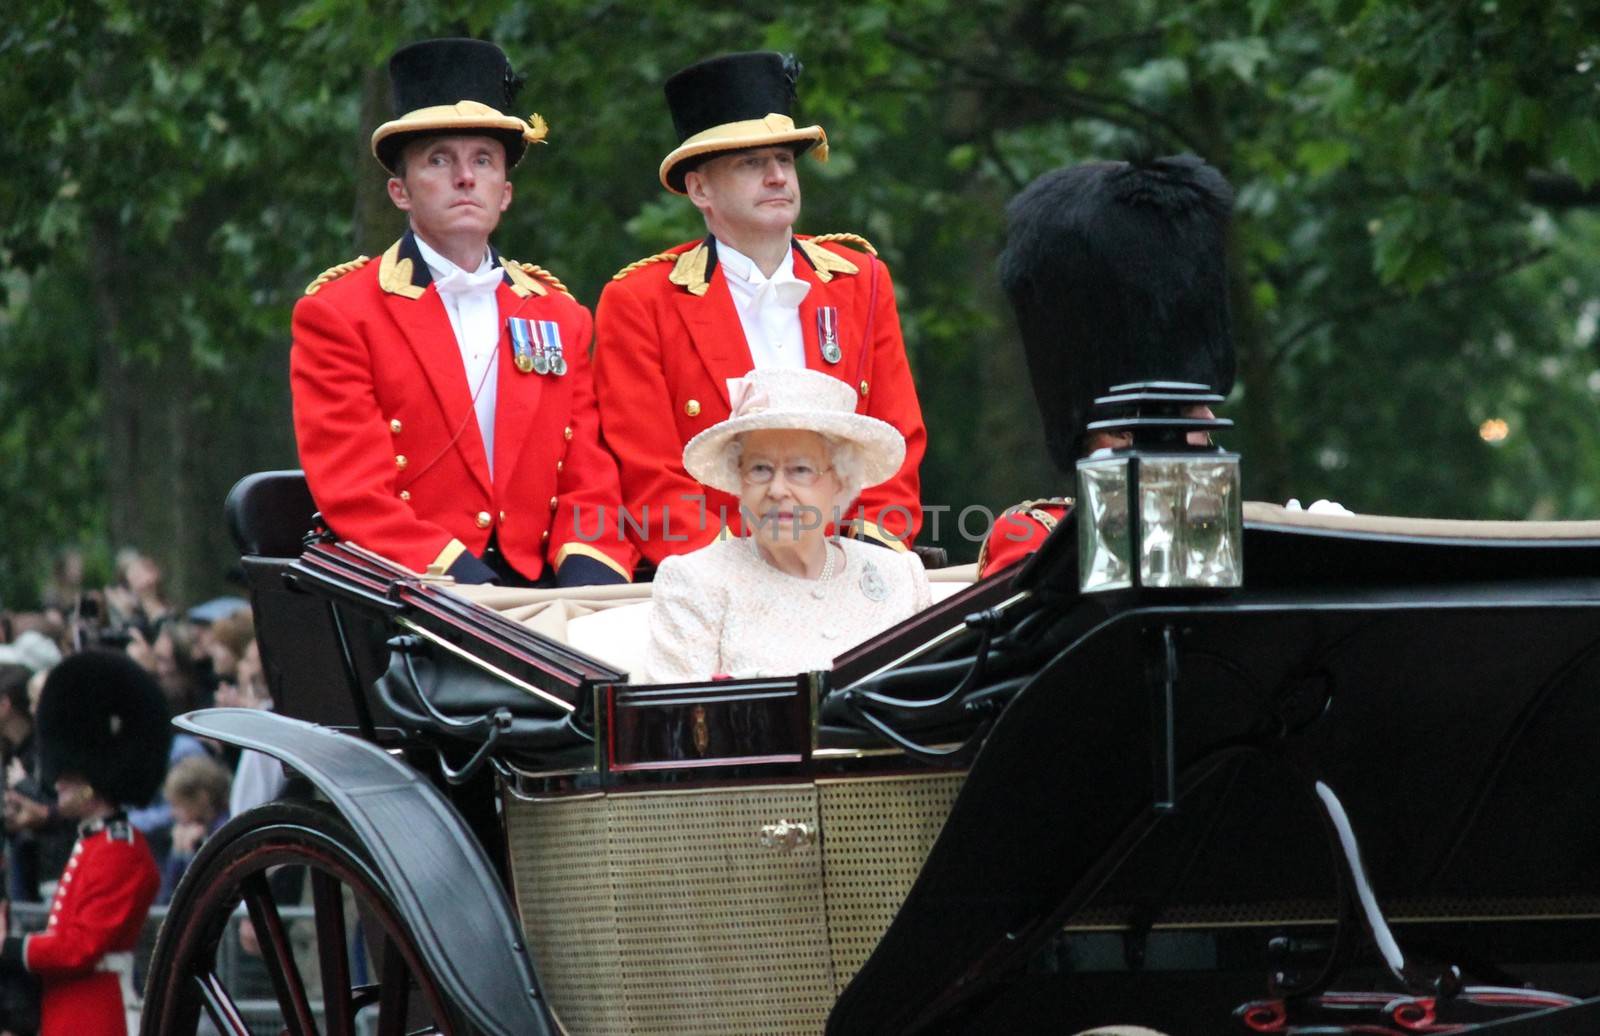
left=0, top=651, right=169, bottom=1036
left=291, top=38, right=635, bottom=587
left=595, top=52, right=926, bottom=569
left=978, top=156, right=1238, bottom=578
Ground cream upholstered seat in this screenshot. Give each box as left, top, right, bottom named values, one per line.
left=450, top=562, right=979, bottom=681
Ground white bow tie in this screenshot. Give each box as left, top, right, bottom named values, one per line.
left=434, top=264, right=504, bottom=299
left=753, top=277, right=810, bottom=309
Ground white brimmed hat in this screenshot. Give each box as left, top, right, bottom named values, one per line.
left=659, top=52, right=828, bottom=194
left=682, top=369, right=905, bottom=495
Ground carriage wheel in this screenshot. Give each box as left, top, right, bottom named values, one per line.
left=141, top=799, right=467, bottom=1035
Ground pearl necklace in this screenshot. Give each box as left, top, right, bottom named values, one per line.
left=811, top=542, right=837, bottom=600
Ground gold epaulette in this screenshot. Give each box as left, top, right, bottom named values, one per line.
left=519, top=262, right=574, bottom=300
left=1002, top=496, right=1071, bottom=517
left=808, top=232, right=879, bottom=257
left=611, top=251, right=677, bottom=281
left=304, top=255, right=370, bottom=295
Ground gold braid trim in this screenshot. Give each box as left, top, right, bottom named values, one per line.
left=303, top=255, right=370, bottom=295
left=808, top=232, right=879, bottom=257
left=522, top=262, right=573, bottom=300
left=610, top=251, right=677, bottom=281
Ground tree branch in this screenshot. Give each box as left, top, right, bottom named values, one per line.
left=881, top=29, right=1207, bottom=154
left=1525, top=171, right=1600, bottom=209
left=1271, top=246, right=1553, bottom=368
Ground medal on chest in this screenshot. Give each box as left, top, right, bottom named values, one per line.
left=817, top=306, right=842, bottom=364
left=507, top=317, right=567, bottom=376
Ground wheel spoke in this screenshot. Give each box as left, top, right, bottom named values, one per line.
left=377, top=935, right=412, bottom=1036
left=194, top=971, right=253, bottom=1036
left=242, top=871, right=319, bottom=1036
left=312, top=869, right=356, bottom=1036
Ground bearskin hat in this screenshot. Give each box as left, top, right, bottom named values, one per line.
left=37, top=650, right=171, bottom=807
left=999, top=154, right=1236, bottom=472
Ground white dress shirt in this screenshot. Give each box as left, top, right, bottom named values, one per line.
left=717, top=239, right=811, bottom=369
left=415, top=233, right=502, bottom=477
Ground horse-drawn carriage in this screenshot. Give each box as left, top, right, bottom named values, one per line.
left=139, top=463, right=1600, bottom=1035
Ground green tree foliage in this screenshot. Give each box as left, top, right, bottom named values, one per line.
left=3, top=0, right=1599, bottom=606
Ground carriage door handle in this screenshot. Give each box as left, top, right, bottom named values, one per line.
left=758, top=820, right=817, bottom=853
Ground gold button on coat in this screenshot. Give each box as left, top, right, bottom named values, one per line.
left=541, top=530, right=550, bottom=543
left=556, top=460, right=564, bottom=473
left=475, top=511, right=492, bottom=529
left=859, top=381, right=870, bottom=398
left=684, top=399, right=701, bottom=418
left=498, top=510, right=507, bottom=522
left=399, top=490, right=411, bottom=502
left=563, top=426, right=573, bottom=441
left=548, top=496, right=559, bottom=511
left=389, top=419, right=402, bottom=434
left=395, top=454, right=408, bottom=470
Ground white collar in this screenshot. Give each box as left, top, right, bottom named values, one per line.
left=412, top=232, right=495, bottom=282
left=717, top=239, right=799, bottom=288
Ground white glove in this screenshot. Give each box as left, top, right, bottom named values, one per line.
left=1284, top=498, right=1353, bottom=515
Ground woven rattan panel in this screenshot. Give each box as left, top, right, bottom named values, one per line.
left=608, top=785, right=833, bottom=1034
left=817, top=772, right=966, bottom=992
left=505, top=793, right=628, bottom=1036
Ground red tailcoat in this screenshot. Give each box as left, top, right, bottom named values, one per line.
left=22, top=817, right=157, bottom=1036
left=291, top=233, right=636, bottom=582
left=593, top=235, right=927, bottom=566
left=978, top=499, right=1073, bottom=578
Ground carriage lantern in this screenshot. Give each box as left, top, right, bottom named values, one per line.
left=1076, top=381, right=1241, bottom=593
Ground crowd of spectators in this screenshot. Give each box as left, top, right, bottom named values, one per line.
left=0, top=548, right=276, bottom=910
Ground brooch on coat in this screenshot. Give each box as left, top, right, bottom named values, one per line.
left=859, top=559, right=888, bottom=602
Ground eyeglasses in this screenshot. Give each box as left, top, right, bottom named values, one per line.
left=740, top=460, right=833, bottom=487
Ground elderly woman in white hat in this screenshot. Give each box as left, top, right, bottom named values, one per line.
left=644, top=368, right=931, bottom=683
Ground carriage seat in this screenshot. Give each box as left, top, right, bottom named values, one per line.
left=224, top=470, right=318, bottom=557
left=452, top=564, right=980, bottom=681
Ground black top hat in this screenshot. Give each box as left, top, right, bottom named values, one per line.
left=37, top=650, right=172, bottom=807
left=999, top=154, right=1237, bottom=472
left=371, top=38, right=548, bottom=174
left=658, top=51, right=828, bottom=194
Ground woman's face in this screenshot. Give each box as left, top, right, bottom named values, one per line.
left=737, top=430, right=842, bottom=550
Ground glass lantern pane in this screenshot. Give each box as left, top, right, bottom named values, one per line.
left=1077, top=459, right=1133, bottom=592
left=1137, top=456, right=1242, bottom=589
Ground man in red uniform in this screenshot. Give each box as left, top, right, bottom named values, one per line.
left=292, top=38, right=635, bottom=586
left=595, top=52, right=926, bottom=568
left=978, top=156, right=1237, bottom=576
left=0, top=651, right=169, bottom=1036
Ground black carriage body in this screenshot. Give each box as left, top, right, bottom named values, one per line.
left=152, top=471, right=1600, bottom=1036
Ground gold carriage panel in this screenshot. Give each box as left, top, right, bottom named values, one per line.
left=504, top=771, right=966, bottom=1035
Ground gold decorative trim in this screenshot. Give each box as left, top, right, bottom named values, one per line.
left=808, top=232, right=878, bottom=257
left=377, top=240, right=425, bottom=299
left=795, top=237, right=858, bottom=283
left=523, top=262, right=572, bottom=300
left=611, top=251, right=676, bottom=281
left=658, top=114, right=828, bottom=193
left=426, top=538, right=469, bottom=577
left=667, top=241, right=712, bottom=297
left=553, top=542, right=634, bottom=582
left=304, top=255, right=370, bottom=296
left=502, top=257, right=566, bottom=299
left=852, top=519, right=909, bottom=552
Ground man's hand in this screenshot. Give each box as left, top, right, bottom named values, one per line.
left=171, top=820, right=208, bottom=856
left=2, top=792, right=48, bottom=834
left=238, top=917, right=261, bottom=957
